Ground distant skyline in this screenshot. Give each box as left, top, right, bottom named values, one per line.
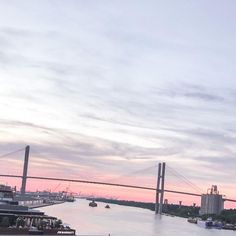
left=0, top=1, right=236, bottom=207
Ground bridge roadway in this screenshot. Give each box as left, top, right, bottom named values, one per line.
left=0, top=174, right=235, bottom=203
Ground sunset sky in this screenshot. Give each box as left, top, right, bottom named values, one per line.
left=0, top=1, right=236, bottom=207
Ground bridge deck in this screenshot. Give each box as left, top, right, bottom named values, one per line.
left=0, top=174, right=235, bottom=202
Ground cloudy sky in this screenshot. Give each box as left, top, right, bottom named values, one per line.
left=0, top=0, right=236, bottom=206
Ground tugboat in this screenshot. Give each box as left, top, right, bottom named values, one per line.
left=89, top=200, right=97, bottom=207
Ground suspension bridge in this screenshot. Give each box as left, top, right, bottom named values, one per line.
left=0, top=145, right=236, bottom=214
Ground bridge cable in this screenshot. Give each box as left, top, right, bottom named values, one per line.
left=166, top=165, right=203, bottom=193
left=0, top=147, right=25, bottom=159
left=104, top=165, right=156, bottom=184
left=30, top=147, right=91, bottom=181
left=167, top=166, right=203, bottom=193
left=166, top=166, right=202, bottom=193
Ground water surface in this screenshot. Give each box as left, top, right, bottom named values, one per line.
left=40, top=199, right=235, bottom=236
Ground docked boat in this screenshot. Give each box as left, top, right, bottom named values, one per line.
left=212, top=221, right=223, bottom=229
left=187, top=217, right=197, bottom=224
left=62, top=192, right=75, bottom=202
left=89, top=200, right=97, bottom=207
left=222, top=223, right=236, bottom=230
left=65, top=196, right=75, bottom=202
left=105, top=204, right=110, bottom=209
left=197, top=218, right=213, bottom=228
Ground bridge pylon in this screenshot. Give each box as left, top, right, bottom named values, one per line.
left=20, top=145, right=30, bottom=195
left=155, top=162, right=166, bottom=214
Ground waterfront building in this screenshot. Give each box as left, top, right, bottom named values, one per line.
left=0, top=185, right=17, bottom=205
left=0, top=184, right=42, bottom=214
left=0, top=184, right=76, bottom=234
left=199, top=185, right=224, bottom=215
left=14, top=195, right=44, bottom=207
left=0, top=184, right=43, bottom=209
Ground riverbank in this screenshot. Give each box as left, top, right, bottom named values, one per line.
left=28, top=200, right=65, bottom=209
left=91, top=198, right=236, bottom=225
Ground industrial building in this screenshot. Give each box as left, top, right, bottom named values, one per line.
left=0, top=184, right=44, bottom=208
left=199, top=185, right=224, bottom=215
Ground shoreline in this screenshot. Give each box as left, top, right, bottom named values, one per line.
left=28, top=200, right=65, bottom=209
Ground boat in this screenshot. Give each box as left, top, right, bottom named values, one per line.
left=197, top=217, right=213, bottom=228
left=62, top=192, right=75, bottom=202
left=89, top=200, right=97, bottom=207
left=105, top=204, right=110, bottom=209
left=222, top=223, right=236, bottom=230
left=187, top=217, right=197, bottom=224
left=65, top=195, right=75, bottom=202
left=212, top=221, right=223, bottom=229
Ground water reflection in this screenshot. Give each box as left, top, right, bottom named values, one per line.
left=40, top=199, right=235, bottom=236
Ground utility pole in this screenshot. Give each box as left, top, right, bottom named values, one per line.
left=21, top=145, right=30, bottom=195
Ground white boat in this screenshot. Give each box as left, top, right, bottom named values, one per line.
left=197, top=217, right=213, bottom=228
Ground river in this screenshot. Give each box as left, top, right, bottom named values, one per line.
left=39, top=199, right=235, bottom=236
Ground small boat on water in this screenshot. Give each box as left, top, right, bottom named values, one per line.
left=197, top=217, right=213, bottom=228
left=89, top=200, right=97, bottom=207
left=189, top=217, right=223, bottom=229
left=105, top=204, right=110, bottom=209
